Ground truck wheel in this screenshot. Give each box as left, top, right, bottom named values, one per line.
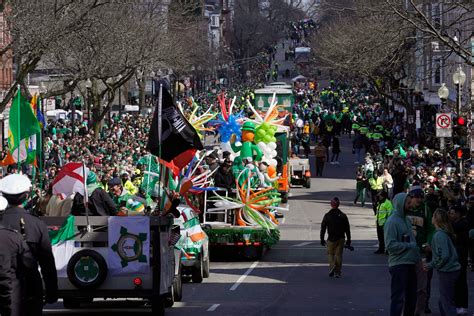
left=164, top=285, right=175, bottom=308
left=63, top=298, right=81, bottom=309
left=67, top=249, right=108, bottom=289
left=203, top=258, right=210, bottom=278
left=173, top=264, right=183, bottom=302
left=151, top=295, right=165, bottom=315
left=192, top=256, right=204, bottom=283
left=305, top=178, right=311, bottom=188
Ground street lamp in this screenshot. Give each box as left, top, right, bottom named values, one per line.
left=438, top=83, right=449, bottom=100
left=452, top=66, right=467, bottom=179
left=438, top=83, right=450, bottom=159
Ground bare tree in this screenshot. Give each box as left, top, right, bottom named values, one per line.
left=311, top=1, right=423, bottom=133
left=318, top=0, right=474, bottom=66
left=1, top=0, right=116, bottom=110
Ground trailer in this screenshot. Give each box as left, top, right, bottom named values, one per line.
left=42, top=215, right=181, bottom=314
left=202, top=189, right=280, bottom=259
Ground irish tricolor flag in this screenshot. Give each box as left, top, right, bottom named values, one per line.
left=49, top=215, right=76, bottom=277
left=183, top=217, right=206, bottom=242
left=8, top=89, right=41, bottom=164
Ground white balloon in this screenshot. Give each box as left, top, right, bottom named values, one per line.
left=268, top=142, right=277, bottom=150
left=269, top=159, right=278, bottom=166
left=271, top=150, right=277, bottom=157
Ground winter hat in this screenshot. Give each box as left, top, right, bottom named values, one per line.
left=330, top=197, right=340, bottom=209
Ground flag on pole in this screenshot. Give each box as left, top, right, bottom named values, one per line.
left=33, top=94, right=46, bottom=128
left=183, top=216, right=206, bottom=242
left=49, top=215, right=76, bottom=277
left=4, top=90, right=41, bottom=165
left=51, top=162, right=89, bottom=198
left=147, top=83, right=203, bottom=170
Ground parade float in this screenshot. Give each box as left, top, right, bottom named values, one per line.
left=196, top=93, right=289, bottom=258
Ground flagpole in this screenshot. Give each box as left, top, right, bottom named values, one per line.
left=38, top=98, right=43, bottom=190
left=157, top=83, right=163, bottom=212
left=145, top=154, right=152, bottom=197
left=16, top=85, right=20, bottom=173
left=82, top=162, right=91, bottom=232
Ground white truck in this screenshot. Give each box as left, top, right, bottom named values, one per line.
left=43, top=215, right=182, bottom=314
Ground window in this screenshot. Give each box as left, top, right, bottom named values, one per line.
left=432, top=3, right=441, bottom=30
left=210, top=15, right=219, bottom=28
left=432, top=57, right=442, bottom=85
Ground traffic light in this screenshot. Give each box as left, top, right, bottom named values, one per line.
left=453, top=116, right=468, bottom=148
left=455, top=147, right=470, bottom=160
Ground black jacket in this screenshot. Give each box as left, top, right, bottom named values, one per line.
left=452, top=217, right=470, bottom=265
left=0, top=207, right=58, bottom=315
left=320, top=208, right=351, bottom=242
left=214, top=168, right=234, bottom=191
left=72, top=189, right=117, bottom=216
left=0, top=225, right=35, bottom=316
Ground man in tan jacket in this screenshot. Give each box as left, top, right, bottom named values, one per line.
left=314, top=141, right=327, bottom=177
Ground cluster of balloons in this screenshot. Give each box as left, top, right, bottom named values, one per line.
left=257, top=141, right=278, bottom=166
left=217, top=114, right=241, bottom=143
left=254, top=122, right=277, bottom=144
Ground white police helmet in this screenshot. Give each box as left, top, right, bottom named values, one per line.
left=0, top=174, right=32, bottom=195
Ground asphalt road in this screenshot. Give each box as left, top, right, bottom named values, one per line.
left=44, top=135, right=474, bottom=315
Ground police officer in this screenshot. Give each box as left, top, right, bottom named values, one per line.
left=0, top=174, right=58, bottom=315
left=0, top=222, right=35, bottom=316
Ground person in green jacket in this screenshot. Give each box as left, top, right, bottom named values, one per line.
left=384, top=192, right=422, bottom=316
left=375, top=191, right=393, bottom=254
left=423, top=209, right=460, bottom=316
left=368, top=170, right=384, bottom=215
left=405, top=185, right=436, bottom=316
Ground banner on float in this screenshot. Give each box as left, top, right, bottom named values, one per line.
left=108, top=216, right=150, bottom=275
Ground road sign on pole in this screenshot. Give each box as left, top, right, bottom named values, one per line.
left=436, top=113, right=452, bottom=137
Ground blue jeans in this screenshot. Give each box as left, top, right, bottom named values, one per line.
left=389, top=264, right=417, bottom=316
left=438, top=270, right=460, bottom=316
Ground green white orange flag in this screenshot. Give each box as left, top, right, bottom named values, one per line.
left=4, top=89, right=41, bottom=165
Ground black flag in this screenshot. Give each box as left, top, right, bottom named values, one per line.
left=147, top=82, right=203, bottom=166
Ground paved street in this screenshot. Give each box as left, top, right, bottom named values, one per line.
left=44, top=136, right=474, bottom=315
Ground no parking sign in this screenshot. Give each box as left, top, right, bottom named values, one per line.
left=436, top=113, right=452, bottom=137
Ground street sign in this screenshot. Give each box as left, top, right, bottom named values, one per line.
left=436, top=113, right=452, bottom=137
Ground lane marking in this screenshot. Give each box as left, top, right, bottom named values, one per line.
left=229, top=261, right=259, bottom=291
left=207, top=304, right=220, bottom=312
left=293, top=241, right=314, bottom=247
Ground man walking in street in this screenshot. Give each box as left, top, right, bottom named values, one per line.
left=314, top=141, right=327, bottom=177
left=384, top=192, right=423, bottom=316
left=320, top=197, right=352, bottom=278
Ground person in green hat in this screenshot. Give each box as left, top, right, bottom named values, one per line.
left=231, top=121, right=263, bottom=163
